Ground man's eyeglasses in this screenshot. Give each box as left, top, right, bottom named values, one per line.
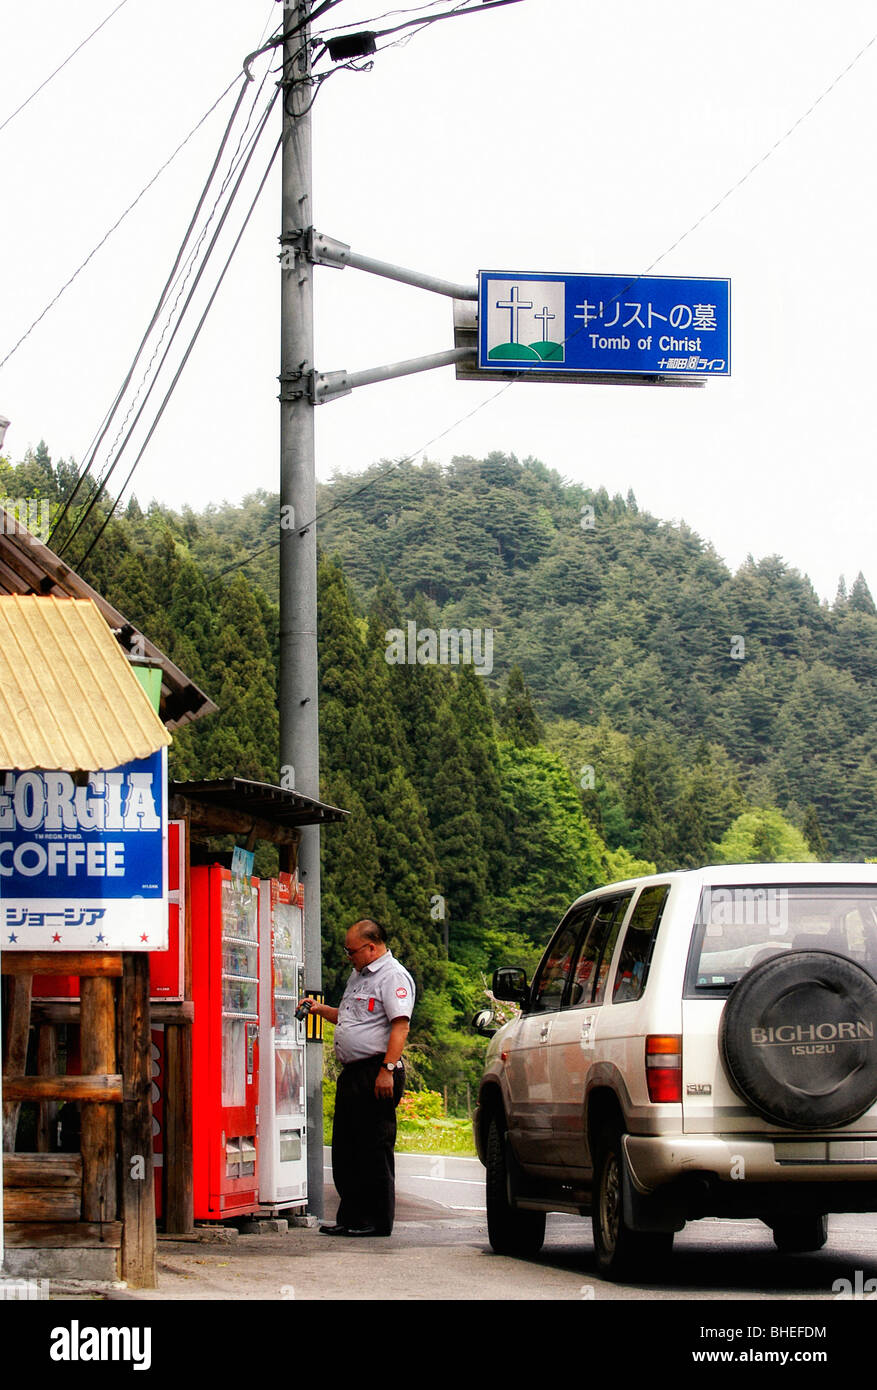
left=343, top=941, right=371, bottom=958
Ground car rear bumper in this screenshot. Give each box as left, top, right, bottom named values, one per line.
left=624, top=1133, right=877, bottom=1193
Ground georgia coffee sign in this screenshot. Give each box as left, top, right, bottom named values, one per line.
left=0, top=748, right=167, bottom=951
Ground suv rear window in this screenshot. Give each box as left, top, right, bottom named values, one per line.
left=685, top=884, right=877, bottom=997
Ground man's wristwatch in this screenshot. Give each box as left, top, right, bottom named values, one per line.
left=382, top=1061, right=398, bottom=1071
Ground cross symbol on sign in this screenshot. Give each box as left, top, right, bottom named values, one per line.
left=534, top=305, right=555, bottom=342
left=495, top=285, right=533, bottom=344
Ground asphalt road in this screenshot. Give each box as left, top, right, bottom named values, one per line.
left=51, top=1149, right=873, bottom=1306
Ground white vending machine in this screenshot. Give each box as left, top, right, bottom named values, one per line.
left=257, top=873, right=308, bottom=1209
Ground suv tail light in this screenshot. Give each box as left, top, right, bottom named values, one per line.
left=646, top=1034, right=682, bottom=1103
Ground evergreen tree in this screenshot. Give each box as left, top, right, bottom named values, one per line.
left=849, top=572, right=877, bottom=617
left=802, top=804, right=830, bottom=860
left=497, top=665, right=543, bottom=745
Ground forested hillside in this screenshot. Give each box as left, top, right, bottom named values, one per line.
left=3, top=443, right=875, bottom=1102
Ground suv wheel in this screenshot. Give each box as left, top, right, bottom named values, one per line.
left=769, top=1213, right=829, bottom=1254
left=485, top=1117, right=546, bottom=1257
left=592, top=1127, right=673, bottom=1279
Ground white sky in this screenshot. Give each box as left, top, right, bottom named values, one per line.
left=1, top=0, right=875, bottom=604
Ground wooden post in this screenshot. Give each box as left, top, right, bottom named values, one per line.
left=118, top=953, right=156, bottom=1288
left=2, top=973, right=33, bottom=1151
left=164, top=1022, right=194, bottom=1233
left=166, top=814, right=195, bottom=1233
left=36, top=1023, right=58, bottom=1152
left=79, top=975, right=117, bottom=1224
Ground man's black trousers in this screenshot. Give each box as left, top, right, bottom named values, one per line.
left=332, top=1055, right=405, bottom=1234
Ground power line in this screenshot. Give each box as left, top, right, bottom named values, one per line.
left=243, top=0, right=346, bottom=77
left=318, top=1, right=457, bottom=34
left=90, top=58, right=279, bottom=501
left=74, top=134, right=284, bottom=571
left=0, top=73, right=243, bottom=374
left=66, top=7, right=367, bottom=568
left=642, top=24, right=877, bottom=276
left=60, top=89, right=281, bottom=557
left=0, top=0, right=133, bottom=138
left=63, top=9, right=355, bottom=567
left=48, top=69, right=261, bottom=544
left=373, top=0, right=523, bottom=43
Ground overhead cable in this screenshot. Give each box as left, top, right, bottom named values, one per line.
left=0, top=0, right=133, bottom=137
left=243, top=0, right=345, bottom=77
left=88, top=57, right=279, bottom=506
left=0, top=74, right=244, bottom=375
left=60, top=88, right=280, bottom=555
left=48, top=69, right=259, bottom=543
left=74, top=134, right=284, bottom=571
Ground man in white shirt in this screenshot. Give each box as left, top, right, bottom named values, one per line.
left=302, top=918, right=415, bottom=1236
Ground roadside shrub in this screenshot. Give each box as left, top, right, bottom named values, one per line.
left=397, top=1088, right=444, bottom=1121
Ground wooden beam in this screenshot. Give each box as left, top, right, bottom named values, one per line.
left=170, top=795, right=299, bottom=845
left=1, top=952, right=123, bottom=977
left=118, top=953, right=156, bottom=1288
left=3, top=1188, right=81, bottom=1221
left=165, top=816, right=194, bottom=1234
left=3, top=1153, right=82, bottom=1187
left=3, top=1075, right=123, bottom=1102
left=30, top=1000, right=194, bottom=1026
left=80, top=975, right=117, bottom=1224
left=150, top=1002, right=194, bottom=1026
left=163, top=1022, right=194, bottom=1234
left=3, top=1221, right=122, bottom=1248
left=2, top=973, right=32, bottom=1150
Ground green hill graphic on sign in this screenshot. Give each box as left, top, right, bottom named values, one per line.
left=488, top=341, right=564, bottom=362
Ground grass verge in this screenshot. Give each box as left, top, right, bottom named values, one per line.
left=396, top=1116, right=477, bottom=1157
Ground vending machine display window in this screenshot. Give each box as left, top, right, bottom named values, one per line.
left=258, top=874, right=308, bottom=1208
left=192, top=865, right=261, bottom=1220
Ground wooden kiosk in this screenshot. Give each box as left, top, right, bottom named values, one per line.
left=0, top=519, right=345, bottom=1287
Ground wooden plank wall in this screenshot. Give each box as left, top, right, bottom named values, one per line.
left=1, top=950, right=155, bottom=1287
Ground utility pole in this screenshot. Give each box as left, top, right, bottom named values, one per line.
left=279, top=1, right=323, bottom=1218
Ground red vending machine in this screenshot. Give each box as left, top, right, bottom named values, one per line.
left=258, top=874, right=307, bottom=1210
left=191, top=865, right=261, bottom=1220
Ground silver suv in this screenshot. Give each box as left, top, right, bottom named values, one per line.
left=474, top=864, right=877, bottom=1279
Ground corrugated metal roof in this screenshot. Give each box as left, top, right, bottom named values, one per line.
left=0, top=595, right=172, bottom=770
left=0, top=505, right=217, bottom=729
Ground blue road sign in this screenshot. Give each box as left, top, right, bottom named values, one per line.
left=478, top=271, right=730, bottom=378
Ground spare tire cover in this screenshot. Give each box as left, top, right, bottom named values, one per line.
left=719, top=952, right=877, bottom=1129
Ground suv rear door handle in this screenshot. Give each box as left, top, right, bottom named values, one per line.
left=539, top=1021, right=552, bottom=1042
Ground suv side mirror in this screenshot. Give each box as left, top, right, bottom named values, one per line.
left=492, top=967, right=529, bottom=1004
left=471, top=1008, right=496, bottom=1037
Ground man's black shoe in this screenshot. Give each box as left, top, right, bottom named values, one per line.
left=344, top=1225, right=378, bottom=1237
left=319, top=1223, right=349, bottom=1235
